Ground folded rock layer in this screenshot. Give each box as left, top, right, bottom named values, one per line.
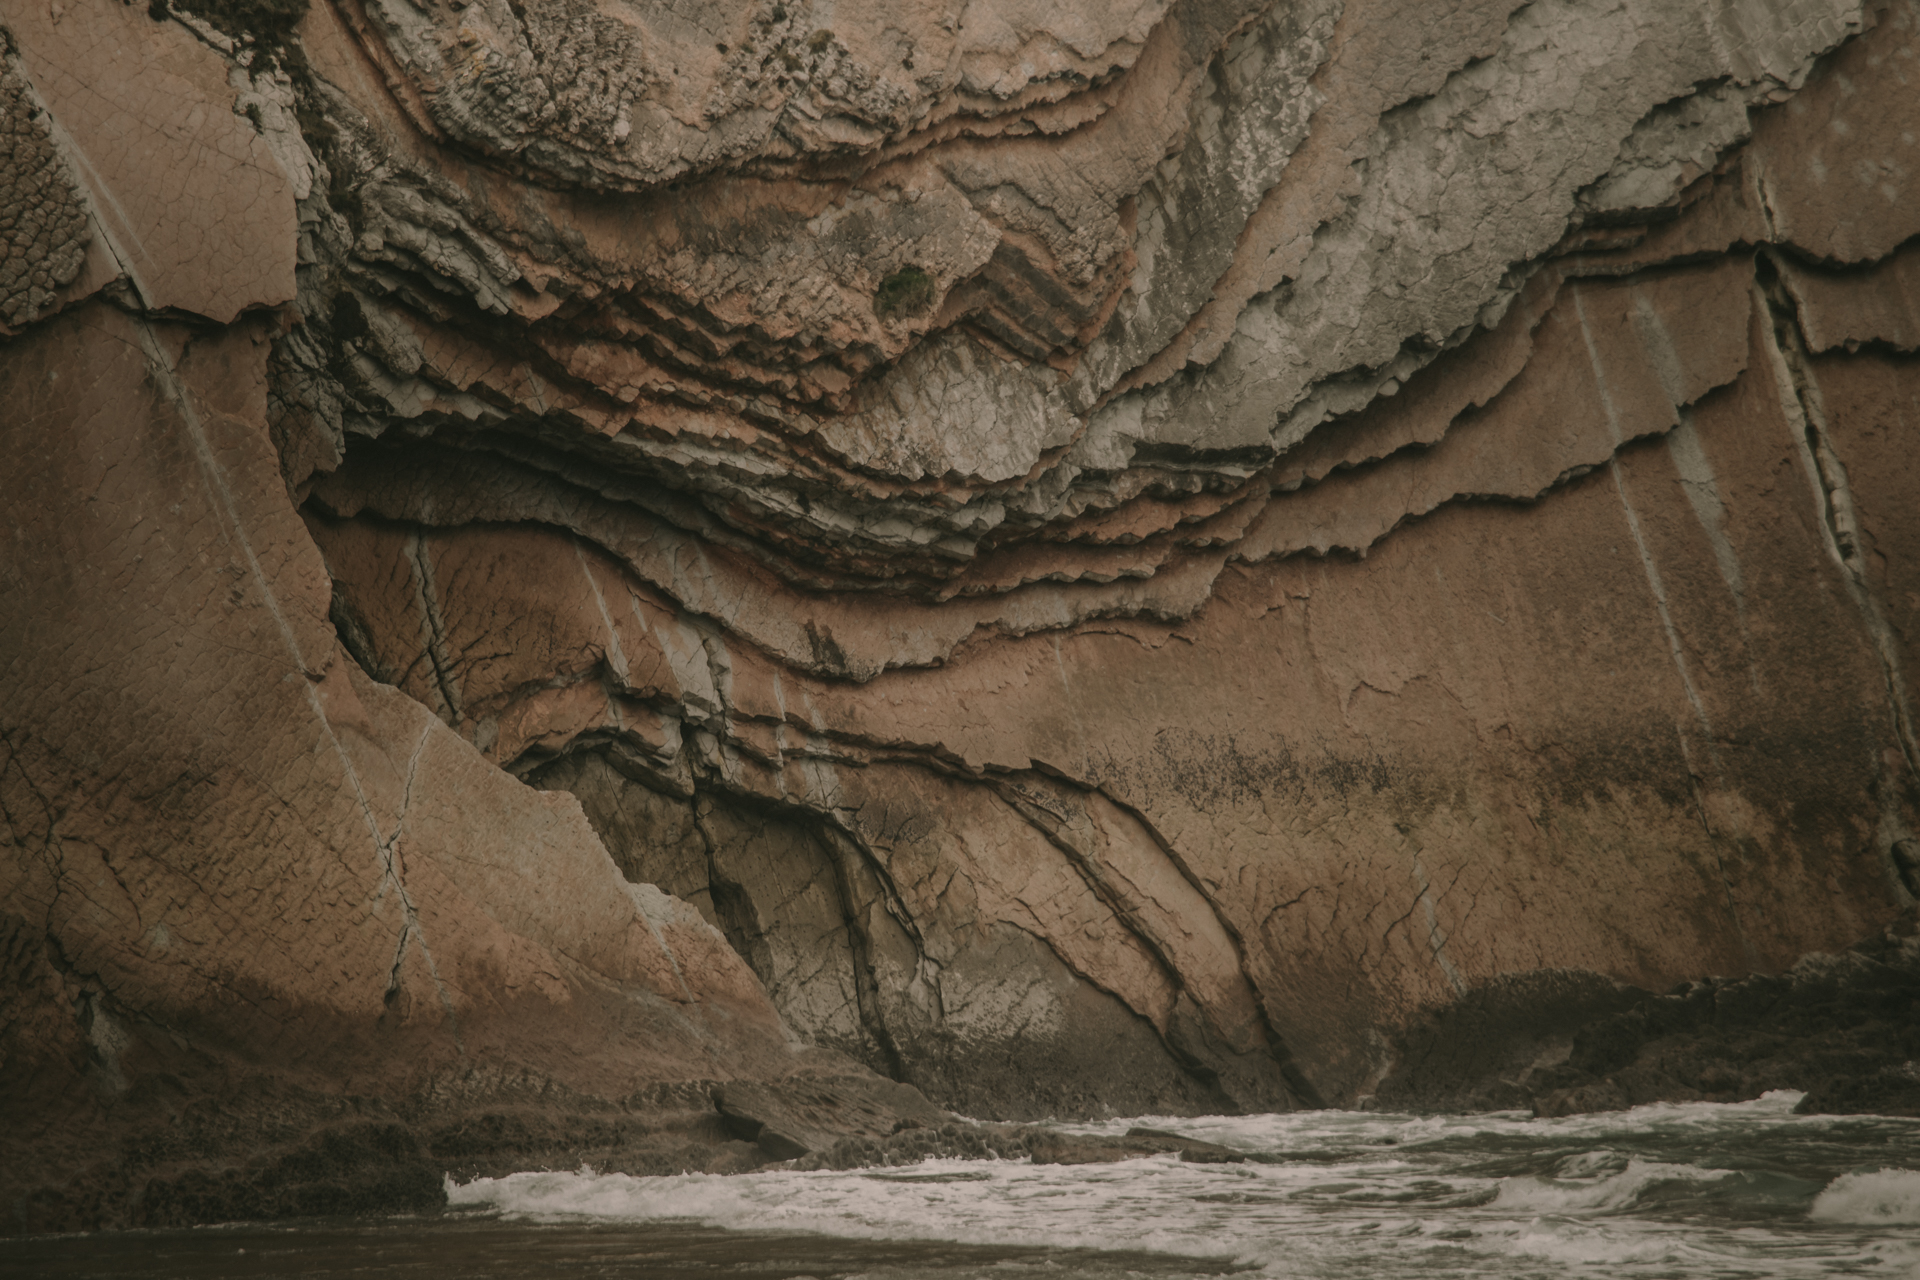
left=2, top=0, right=1918, bottom=1231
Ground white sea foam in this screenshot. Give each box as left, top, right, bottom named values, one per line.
left=448, top=1156, right=1270, bottom=1260
left=1810, top=1168, right=1920, bottom=1225
left=444, top=1096, right=1920, bottom=1279
left=1502, top=1220, right=1698, bottom=1267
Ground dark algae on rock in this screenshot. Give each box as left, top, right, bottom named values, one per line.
left=1370, top=913, right=1920, bottom=1118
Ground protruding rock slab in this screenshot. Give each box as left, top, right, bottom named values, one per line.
left=6, top=0, right=297, bottom=320
left=0, top=299, right=839, bottom=1231
left=713, top=1074, right=948, bottom=1161
left=1027, top=1128, right=1248, bottom=1166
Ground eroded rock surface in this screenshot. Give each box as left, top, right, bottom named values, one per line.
left=0, top=35, right=88, bottom=328
left=4, top=0, right=1920, bottom=1233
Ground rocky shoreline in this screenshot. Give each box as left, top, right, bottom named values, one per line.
left=16, top=912, right=1913, bottom=1234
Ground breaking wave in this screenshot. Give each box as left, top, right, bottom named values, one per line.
left=1810, top=1167, right=1920, bottom=1225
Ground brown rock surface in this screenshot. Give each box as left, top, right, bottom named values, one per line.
left=5, top=0, right=1920, bottom=1235
left=0, top=298, right=916, bottom=1231
left=6, top=0, right=298, bottom=321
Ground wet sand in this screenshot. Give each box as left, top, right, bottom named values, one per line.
left=2, top=1213, right=1243, bottom=1280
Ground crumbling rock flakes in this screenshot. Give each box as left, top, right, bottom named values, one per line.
left=0, top=38, right=88, bottom=328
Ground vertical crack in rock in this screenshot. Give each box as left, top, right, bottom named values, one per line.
left=817, top=822, right=915, bottom=1083
left=1759, top=254, right=1919, bottom=772
left=377, top=717, right=463, bottom=1047
left=1756, top=250, right=1920, bottom=902
left=405, top=531, right=466, bottom=726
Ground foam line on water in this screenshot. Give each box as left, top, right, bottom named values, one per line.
left=447, top=1158, right=1259, bottom=1260
left=1492, top=1159, right=1734, bottom=1214
left=1055, top=1089, right=1818, bottom=1154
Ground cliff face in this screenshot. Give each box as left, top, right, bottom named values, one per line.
left=3, top=0, right=1918, bottom=1230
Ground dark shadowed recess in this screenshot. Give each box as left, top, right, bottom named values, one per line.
left=1369, top=912, right=1920, bottom=1118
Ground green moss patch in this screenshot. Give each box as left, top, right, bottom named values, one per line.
left=873, top=266, right=936, bottom=320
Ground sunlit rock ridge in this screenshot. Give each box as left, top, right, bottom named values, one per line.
left=3, top=0, right=1918, bottom=1232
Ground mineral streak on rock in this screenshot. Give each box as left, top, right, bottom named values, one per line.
left=3, top=0, right=1920, bottom=1234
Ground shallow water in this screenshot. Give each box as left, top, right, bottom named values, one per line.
left=11, top=1092, right=1920, bottom=1278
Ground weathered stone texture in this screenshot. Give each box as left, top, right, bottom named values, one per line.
left=4, top=0, right=1920, bottom=1232
left=0, top=299, right=852, bottom=1228
left=0, top=38, right=88, bottom=328
left=6, top=0, right=298, bottom=321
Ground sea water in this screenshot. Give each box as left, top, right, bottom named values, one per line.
left=11, top=1091, right=1920, bottom=1278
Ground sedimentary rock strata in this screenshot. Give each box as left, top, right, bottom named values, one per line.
left=3, top=0, right=1919, bottom=1232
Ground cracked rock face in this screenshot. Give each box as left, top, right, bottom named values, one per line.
left=4, top=0, right=1920, bottom=1232
left=0, top=39, right=89, bottom=329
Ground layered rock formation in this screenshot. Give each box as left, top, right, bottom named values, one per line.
left=4, top=0, right=1918, bottom=1232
